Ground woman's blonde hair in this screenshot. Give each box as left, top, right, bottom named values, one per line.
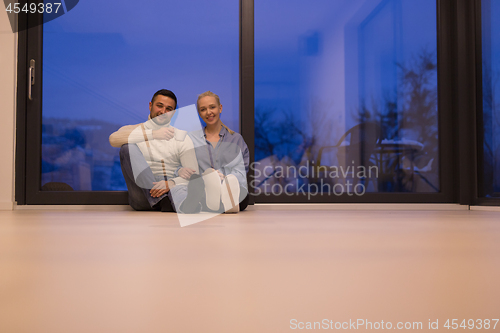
left=197, top=91, right=220, bottom=107
left=197, top=91, right=235, bottom=134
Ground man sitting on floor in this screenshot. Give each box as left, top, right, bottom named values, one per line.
left=109, top=89, right=199, bottom=212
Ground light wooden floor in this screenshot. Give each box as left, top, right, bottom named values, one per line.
left=1, top=207, right=500, bottom=333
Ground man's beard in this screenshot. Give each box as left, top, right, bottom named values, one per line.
left=152, top=112, right=173, bottom=125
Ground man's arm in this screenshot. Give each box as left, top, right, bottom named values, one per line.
left=109, top=123, right=175, bottom=147
left=171, top=135, right=199, bottom=185
left=109, top=124, right=141, bottom=148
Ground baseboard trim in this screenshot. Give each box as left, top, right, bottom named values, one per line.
left=12, top=203, right=476, bottom=212
left=470, top=206, right=500, bottom=212
left=249, top=203, right=468, bottom=211
left=14, top=204, right=133, bottom=211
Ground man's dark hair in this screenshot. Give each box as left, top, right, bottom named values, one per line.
left=151, top=89, right=177, bottom=109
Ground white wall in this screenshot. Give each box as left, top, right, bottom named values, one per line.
left=0, top=10, right=16, bottom=210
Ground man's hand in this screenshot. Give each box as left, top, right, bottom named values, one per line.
left=152, top=127, right=175, bottom=141
left=150, top=181, right=170, bottom=198
left=217, top=170, right=224, bottom=181
left=178, top=167, right=196, bottom=180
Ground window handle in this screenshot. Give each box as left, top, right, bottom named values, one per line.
left=28, top=59, right=35, bottom=101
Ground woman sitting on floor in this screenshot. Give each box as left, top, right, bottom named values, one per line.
left=176, top=91, right=249, bottom=213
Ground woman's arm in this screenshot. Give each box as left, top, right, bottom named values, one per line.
left=221, top=150, right=248, bottom=190
left=219, top=137, right=249, bottom=190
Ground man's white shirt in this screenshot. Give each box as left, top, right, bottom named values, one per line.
left=130, top=118, right=198, bottom=186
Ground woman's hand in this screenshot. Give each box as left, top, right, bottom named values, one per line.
left=178, top=167, right=196, bottom=180
left=150, top=181, right=169, bottom=198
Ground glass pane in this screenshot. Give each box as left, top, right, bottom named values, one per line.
left=42, top=0, right=239, bottom=191
left=254, top=0, right=439, bottom=197
left=481, top=0, right=500, bottom=197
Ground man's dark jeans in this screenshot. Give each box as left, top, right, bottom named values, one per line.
left=119, top=144, right=175, bottom=211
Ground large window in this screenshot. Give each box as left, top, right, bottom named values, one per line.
left=41, top=0, right=239, bottom=191
left=254, top=0, right=439, bottom=196
left=18, top=0, right=462, bottom=205
left=481, top=0, right=500, bottom=198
